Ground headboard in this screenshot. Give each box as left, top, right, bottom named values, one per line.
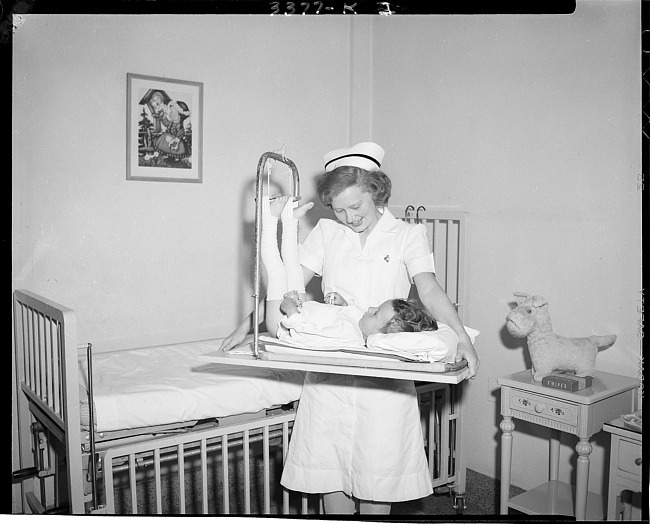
left=388, top=206, right=467, bottom=322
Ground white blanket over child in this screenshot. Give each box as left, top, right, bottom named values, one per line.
left=259, top=301, right=479, bottom=367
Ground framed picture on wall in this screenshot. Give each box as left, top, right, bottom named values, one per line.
left=126, top=73, right=203, bottom=183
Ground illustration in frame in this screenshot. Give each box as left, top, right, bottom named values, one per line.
left=127, top=73, right=203, bottom=182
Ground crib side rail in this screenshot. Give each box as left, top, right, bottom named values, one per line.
left=100, top=411, right=315, bottom=515
left=13, top=289, right=85, bottom=514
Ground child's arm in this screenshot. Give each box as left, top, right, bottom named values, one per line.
left=280, top=291, right=302, bottom=317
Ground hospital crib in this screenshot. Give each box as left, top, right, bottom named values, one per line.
left=13, top=166, right=468, bottom=515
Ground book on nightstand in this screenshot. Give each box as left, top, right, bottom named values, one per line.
left=541, top=374, right=593, bottom=391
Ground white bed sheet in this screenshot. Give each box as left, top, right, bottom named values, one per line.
left=78, top=339, right=305, bottom=432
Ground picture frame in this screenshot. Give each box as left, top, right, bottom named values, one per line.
left=126, top=73, right=203, bottom=183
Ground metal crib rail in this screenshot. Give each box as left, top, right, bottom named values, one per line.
left=13, top=289, right=85, bottom=514
left=100, top=411, right=305, bottom=515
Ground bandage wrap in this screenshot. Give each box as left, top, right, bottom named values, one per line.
left=261, top=197, right=305, bottom=301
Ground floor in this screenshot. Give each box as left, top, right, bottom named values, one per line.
left=389, top=468, right=525, bottom=518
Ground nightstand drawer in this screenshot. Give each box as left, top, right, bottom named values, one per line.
left=509, top=391, right=578, bottom=425
left=618, top=439, right=642, bottom=475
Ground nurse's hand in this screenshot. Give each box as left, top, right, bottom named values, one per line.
left=219, top=321, right=249, bottom=352
left=456, top=337, right=479, bottom=379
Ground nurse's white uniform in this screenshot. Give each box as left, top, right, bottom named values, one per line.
left=280, top=208, right=436, bottom=502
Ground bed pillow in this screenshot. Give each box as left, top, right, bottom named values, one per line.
left=366, top=323, right=479, bottom=361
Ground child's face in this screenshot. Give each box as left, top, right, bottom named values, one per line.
left=358, top=300, right=395, bottom=336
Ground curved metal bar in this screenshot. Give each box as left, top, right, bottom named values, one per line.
left=404, top=205, right=415, bottom=222
left=416, top=205, right=426, bottom=223
left=253, top=152, right=300, bottom=358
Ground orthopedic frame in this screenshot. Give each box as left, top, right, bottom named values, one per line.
left=252, top=151, right=301, bottom=358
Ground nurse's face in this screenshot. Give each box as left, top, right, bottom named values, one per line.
left=330, top=185, right=381, bottom=236
left=358, top=300, right=396, bottom=337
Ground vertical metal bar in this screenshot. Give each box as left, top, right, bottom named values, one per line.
left=14, top=300, right=28, bottom=515
left=103, top=453, right=116, bottom=513
left=20, top=304, right=27, bottom=388
left=28, top=307, right=35, bottom=390
left=243, top=430, right=251, bottom=514
left=445, top=220, right=451, bottom=291
left=154, top=448, right=162, bottom=514
left=263, top=425, right=270, bottom=514
left=129, top=454, right=137, bottom=514
left=52, top=323, right=61, bottom=417
left=456, top=220, right=462, bottom=310
left=440, top=386, right=450, bottom=480
left=222, top=435, right=230, bottom=514
left=301, top=493, right=308, bottom=514
left=253, top=160, right=263, bottom=358
left=282, top=421, right=289, bottom=514
left=37, top=427, right=47, bottom=508
left=34, top=309, right=40, bottom=395
left=200, top=440, right=208, bottom=514
left=434, top=390, right=442, bottom=480
left=36, top=312, right=43, bottom=399
left=452, top=383, right=466, bottom=493
left=30, top=308, right=36, bottom=389
left=56, top=324, right=65, bottom=421
left=45, top=317, right=53, bottom=409
left=428, top=391, right=437, bottom=480
left=178, top=443, right=186, bottom=514
left=86, top=344, right=98, bottom=510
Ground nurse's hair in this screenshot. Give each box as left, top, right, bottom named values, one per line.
left=316, top=165, right=392, bottom=207
left=381, top=299, right=438, bottom=334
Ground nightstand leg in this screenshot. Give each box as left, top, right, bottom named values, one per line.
left=499, top=417, right=515, bottom=514
left=549, top=429, right=560, bottom=481
left=575, top=438, right=592, bottom=520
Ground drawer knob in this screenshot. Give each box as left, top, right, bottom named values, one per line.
left=635, top=458, right=642, bottom=466
left=534, top=403, right=545, bottom=413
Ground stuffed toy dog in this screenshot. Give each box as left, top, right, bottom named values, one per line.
left=506, top=293, right=616, bottom=382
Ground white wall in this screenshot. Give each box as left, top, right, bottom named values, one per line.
left=12, top=2, right=642, bottom=513
left=12, top=14, right=353, bottom=350
left=370, top=0, right=642, bottom=494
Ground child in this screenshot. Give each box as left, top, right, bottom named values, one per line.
left=262, top=195, right=438, bottom=346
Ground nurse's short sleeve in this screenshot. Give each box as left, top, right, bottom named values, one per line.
left=299, top=220, right=325, bottom=276
left=404, top=223, right=436, bottom=278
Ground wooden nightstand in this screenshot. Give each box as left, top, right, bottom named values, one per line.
left=603, top=418, right=642, bottom=520
left=498, top=370, right=637, bottom=521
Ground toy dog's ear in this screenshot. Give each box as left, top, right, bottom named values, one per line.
left=531, top=295, right=548, bottom=308
left=513, top=292, right=530, bottom=305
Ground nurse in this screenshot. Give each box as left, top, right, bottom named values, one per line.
left=220, top=142, right=479, bottom=514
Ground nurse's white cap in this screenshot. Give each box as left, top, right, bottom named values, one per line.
left=323, top=142, right=385, bottom=172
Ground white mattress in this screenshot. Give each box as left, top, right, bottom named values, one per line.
left=78, top=339, right=305, bottom=433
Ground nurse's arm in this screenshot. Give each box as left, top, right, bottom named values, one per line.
left=412, top=272, right=480, bottom=379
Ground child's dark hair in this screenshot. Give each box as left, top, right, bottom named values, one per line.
left=381, top=299, right=438, bottom=334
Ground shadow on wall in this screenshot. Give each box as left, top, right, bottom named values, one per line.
left=500, top=300, right=532, bottom=369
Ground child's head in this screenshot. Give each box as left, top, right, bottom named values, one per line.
left=358, top=299, right=438, bottom=337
